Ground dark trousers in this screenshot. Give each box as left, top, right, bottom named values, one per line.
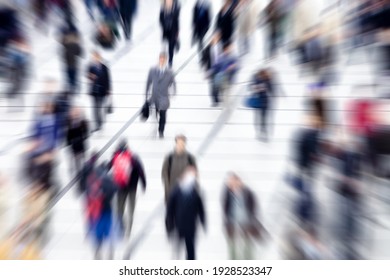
left=257, top=106, right=269, bottom=137
left=211, top=77, right=220, bottom=105
left=66, top=67, right=78, bottom=93
left=179, top=234, right=195, bottom=260
left=92, top=96, right=105, bottom=130
left=117, top=188, right=137, bottom=236
left=120, top=13, right=133, bottom=39
left=164, top=36, right=177, bottom=67
left=156, top=109, right=167, bottom=135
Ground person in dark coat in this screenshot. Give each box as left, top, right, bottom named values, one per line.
left=292, top=115, right=322, bottom=225
left=145, top=52, right=177, bottom=138
left=0, top=7, right=20, bottom=49
left=216, top=0, right=236, bottom=46
left=87, top=51, right=111, bottom=132
left=165, top=165, right=206, bottom=260
left=160, top=0, right=180, bottom=67
left=192, top=0, right=211, bottom=53
left=61, top=30, right=83, bottom=94
left=107, top=139, right=146, bottom=238
left=53, top=90, right=71, bottom=145
left=222, top=172, right=263, bottom=259
left=119, top=0, right=137, bottom=41
left=66, top=106, right=89, bottom=179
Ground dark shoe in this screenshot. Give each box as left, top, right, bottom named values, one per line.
left=159, top=132, right=164, bottom=139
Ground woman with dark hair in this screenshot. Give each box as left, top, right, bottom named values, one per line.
left=160, top=0, right=180, bottom=67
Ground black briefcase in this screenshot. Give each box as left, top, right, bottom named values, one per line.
left=140, top=101, right=150, bottom=121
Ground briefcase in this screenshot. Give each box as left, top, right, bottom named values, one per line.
left=140, top=101, right=150, bottom=121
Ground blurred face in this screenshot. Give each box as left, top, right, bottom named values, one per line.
left=159, top=54, right=167, bottom=67
left=70, top=107, right=82, bottom=119
left=165, top=0, right=173, bottom=6
left=175, top=138, right=186, bottom=153
left=227, top=174, right=242, bottom=192
left=41, top=102, right=54, bottom=114
left=44, top=80, right=58, bottom=94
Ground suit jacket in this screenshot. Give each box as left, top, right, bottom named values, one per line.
left=216, top=5, right=235, bottom=44
left=88, top=63, right=111, bottom=97
left=160, top=3, right=180, bottom=39
left=193, top=2, right=211, bottom=39
left=166, top=185, right=206, bottom=237
left=145, top=67, right=176, bottom=111
left=119, top=0, right=137, bottom=17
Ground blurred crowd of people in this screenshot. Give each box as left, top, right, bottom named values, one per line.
left=0, top=0, right=389, bottom=261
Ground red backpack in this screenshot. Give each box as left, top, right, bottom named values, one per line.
left=112, top=150, right=132, bottom=188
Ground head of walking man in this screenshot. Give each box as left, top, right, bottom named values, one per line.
left=175, top=134, right=187, bottom=154
left=159, top=52, right=168, bottom=69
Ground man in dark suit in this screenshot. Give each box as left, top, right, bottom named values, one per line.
left=165, top=165, right=206, bottom=260
left=87, top=51, right=111, bottom=132
left=192, top=0, right=211, bottom=53
left=119, top=0, right=137, bottom=41
left=160, top=0, right=180, bottom=67
left=145, top=52, right=176, bottom=139
left=216, top=0, right=236, bottom=45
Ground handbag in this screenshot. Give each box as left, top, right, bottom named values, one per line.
left=243, top=95, right=262, bottom=109
left=140, top=100, right=150, bottom=121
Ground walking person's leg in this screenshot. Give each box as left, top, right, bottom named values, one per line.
left=126, top=190, right=137, bottom=237
left=158, top=110, right=167, bottom=138
left=211, top=77, right=220, bottom=106
left=92, top=96, right=100, bottom=130
left=97, top=97, right=104, bottom=130
left=168, top=37, right=176, bottom=67
left=261, top=106, right=268, bottom=140
left=117, top=189, right=128, bottom=233
left=185, top=234, right=196, bottom=260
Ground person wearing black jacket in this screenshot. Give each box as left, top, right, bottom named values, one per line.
left=119, top=0, right=137, bottom=41
left=222, top=172, right=263, bottom=259
left=192, top=0, right=211, bottom=53
left=0, top=7, right=20, bottom=49
left=216, top=0, right=236, bottom=46
left=108, top=139, right=146, bottom=238
left=166, top=165, right=206, bottom=260
left=87, top=51, right=111, bottom=132
left=292, top=115, right=322, bottom=225
left=66, top=106, right=89, bottom=179
left=160, top=0, right=180, bottom=67
left=61, top=29, right=83, bottom=94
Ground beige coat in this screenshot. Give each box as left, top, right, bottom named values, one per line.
left=291, top=0, right=325, bottom=43
left=236, top=0, right=261, bottom=36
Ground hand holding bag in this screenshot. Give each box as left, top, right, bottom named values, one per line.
left=140, top=100, right=150, bottom=121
